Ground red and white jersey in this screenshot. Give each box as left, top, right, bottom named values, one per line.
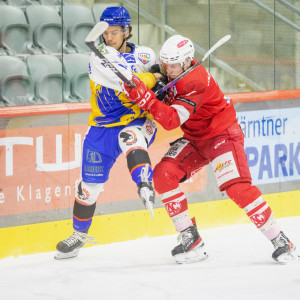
left=150, top=60, right=237, bottom=140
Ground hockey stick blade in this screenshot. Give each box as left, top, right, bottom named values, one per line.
left=155, top=34, right=231, bottom=95
left=202, top=34, right=231, bottom=62
left=85, top=21, right=109, bottom=43
left=85, top=22, right=136, bottom=88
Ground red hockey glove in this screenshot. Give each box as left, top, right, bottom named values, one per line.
left=125, top=76, right=157, bottom=111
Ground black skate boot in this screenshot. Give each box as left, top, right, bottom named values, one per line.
left=172, top=222, right=208, bottom=264
left=54, top=230, right=97, bottom=260
left=271, top=231, right=299, bottom=264
left=138, top=182, right=155, bottom=206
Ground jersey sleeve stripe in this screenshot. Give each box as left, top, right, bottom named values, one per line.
left=175, top=97, right=197, bottom=114
left=171, top=104, right=190, bottom=125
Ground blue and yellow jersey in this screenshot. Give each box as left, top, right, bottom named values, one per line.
left=88, top=42, right=157, bottom=127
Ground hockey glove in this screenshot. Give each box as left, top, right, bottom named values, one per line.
left=151, top=75, right=168, bottom=101
left=149, top=64, right=161, bottom=74
left=125, top=76, right=157, bottom=111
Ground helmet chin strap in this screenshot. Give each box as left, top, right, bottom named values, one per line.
left=117, top=38, right=126, bottom=51
left=118, top=26, right=129, bottom=52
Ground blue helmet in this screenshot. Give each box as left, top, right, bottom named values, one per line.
left=100, top=6, right=131, bottom=27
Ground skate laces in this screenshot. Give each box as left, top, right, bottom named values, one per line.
left=177, top=227, right=194, bottom=246
left=139, top=165, right=154, bottom=203
left=76, top=231, right=98, bottom=244
left=139, top=185, right=154, bottom=204
left=272, top=232, right=290, bottom=249
left=64, top=231, right=97, bottom=246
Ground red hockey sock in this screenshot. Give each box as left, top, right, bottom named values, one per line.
left=161, top=188, right=192, bottom=232
left=243, top=196, right=281, bottom=240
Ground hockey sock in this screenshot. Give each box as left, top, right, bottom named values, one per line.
left=161, top=188, right=192, bottom=232
left=243, top=196, right=281, bottom=240
left=73, top=200, right=96, bottom=232
left=127, top=149, right=153, bottom=185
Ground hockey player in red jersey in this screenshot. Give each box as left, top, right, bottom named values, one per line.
left=124, top=34, right=299, bottom=264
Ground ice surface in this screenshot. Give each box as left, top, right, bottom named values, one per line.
left=0, top=216, right=299, bottom=300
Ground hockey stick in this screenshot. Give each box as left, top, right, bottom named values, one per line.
left=85, top=21, right=137, bottom=88
left=155, top=34, right=231, bottom=95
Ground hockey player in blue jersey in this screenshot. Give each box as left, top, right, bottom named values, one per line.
left=55, top=6, right=158, bottom=259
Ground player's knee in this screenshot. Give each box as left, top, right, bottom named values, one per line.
left=118, top=126, right=147, bottom=155
left=153, top=161, right=182, bottom=194
left=76, top=181, right=104, bottom=205
left=226, top=182, right=261, bottom=209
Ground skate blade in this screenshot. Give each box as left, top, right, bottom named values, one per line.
left=54, top=249, right=80, bottom=260
left=145, top=199, right=154, bottom=219
left=276, top=251, right=300, bottom=264
left=174, top=245, right=208, bottom=264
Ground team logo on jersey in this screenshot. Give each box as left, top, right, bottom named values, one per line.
left=138, top=53, right=150, bottom=64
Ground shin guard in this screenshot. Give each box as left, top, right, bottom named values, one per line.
left=127, top=149, right=153, bottom=185
left=73, top=200, right=96, bottom=232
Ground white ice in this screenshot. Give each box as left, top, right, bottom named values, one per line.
left=1, top=216, right=300, bottom=300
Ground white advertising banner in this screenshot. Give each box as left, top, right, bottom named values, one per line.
left=237, top=107, right=300, bottom=185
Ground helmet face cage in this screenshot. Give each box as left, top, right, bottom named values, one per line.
left=160, top=35, right=194, bottom=68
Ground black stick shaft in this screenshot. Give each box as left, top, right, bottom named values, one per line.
left=86, top=42, right=136, bottom=88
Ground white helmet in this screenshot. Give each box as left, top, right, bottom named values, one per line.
left=160, top=35, right=194, bottom=67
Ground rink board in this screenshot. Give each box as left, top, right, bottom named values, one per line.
left=0, top=189, right=299, bottom=259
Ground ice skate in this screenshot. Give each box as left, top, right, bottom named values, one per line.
left=172, top=224, right=208, bottom=264
left=271, top=231, right=299, bottom=264
left=138, top=181, right=155, bottom=215
left=54, top=230, right=97, bottom=260
left=138, top=164, right=155, bottom=218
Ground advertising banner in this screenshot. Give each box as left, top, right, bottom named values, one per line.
left=237, top=108, right=300, bottom=185
left=0, top=121, right=206, bottom=220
